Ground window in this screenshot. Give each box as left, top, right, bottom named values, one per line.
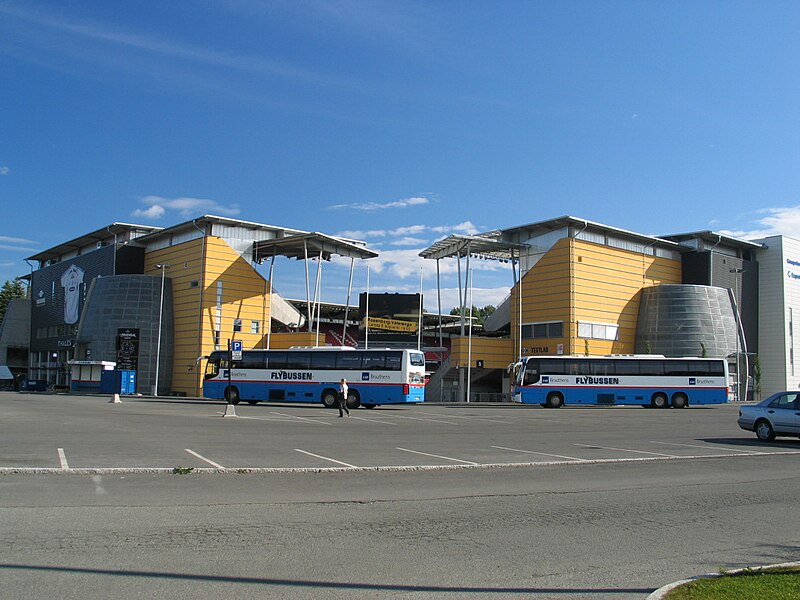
left=238, top=351, right=265, bottom=369
left=540, top=359, right=566, bottom=375
left=577, top=321, right=619, bottom=341
left=409, top=351, right=426, bottom=367
left=387, top=352, right=404, bottom=371
left=250, top=320, right=260, bottom=334
left=233, top=319, right=242, bottom=333
left=265, top=352, right=288, bottom=370
left=613, top=360, right=640, bottom=376
left=521, top=321, right=564, bottom=339
left=362, top=351, right=387, bottom=370
left=285, top=352, right=310, bottom=369
left=664, top=361, right=690, bottom=376
left=769, top=393, right=799, bottom=410
left=310, top=352, right=337, bottom=370
left=337, top=352, right=362, bottom=370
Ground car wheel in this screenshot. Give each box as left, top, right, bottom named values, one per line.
left=755, top=419, right=775, bottom=442
left=651, top=393, right=668, bottom=409
left=546, top=392, right=564, bottom=408
left=321, top=390, right=338, bottom=409
left=671, top=393, right=688, bottom=409
left=225, top=386, right=240, bottom=405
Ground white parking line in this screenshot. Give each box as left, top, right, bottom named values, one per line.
left=185, top=449, right=225, bottom=469
left=650, top=440, right=771, bottom=454
left=271, top=411, right=331, bottom=425
left=295, top=449, right=358, bottom=468
left=57, top=448, right=70, bottom=470
left=427, top=413, right=513, bottom=424
left=491, top=445, right=587, bottom=462
left=347, top=415, right=398, bottom=425
left=396, top=447, right=479, bottom=465
left=574, top=443, right=678, bottom=457
left=391, top=415, right=459, bottom=425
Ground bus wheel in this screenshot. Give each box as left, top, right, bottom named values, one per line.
left=321, top=390, right=338, bottom=409
left=346, top=391, right=361, bottom=410
left=362, top=403, right=376, bottom=409
left=546, top=392, right=564, bottom=408
left=671, top=393, right=688, bottom=409
left=650, top=393, right=668, bottom=409
left=225, top=386, right=240, bottom=405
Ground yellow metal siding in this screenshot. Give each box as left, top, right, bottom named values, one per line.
left=268, top=332, right=318, bottom=349
left=146, top=236, right=272, bottom=397
left=449, top=337, right=514, bottom=370
left=571, top=239, right=681, bottom=353
left=511, top=237, right=682, bottom=357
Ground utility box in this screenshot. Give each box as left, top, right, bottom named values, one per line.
left=100, top=370, right=137, bottom=395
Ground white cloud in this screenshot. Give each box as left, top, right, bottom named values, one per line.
left=131, top=195, right=241, bottom=220
left=391, top=224, right=427, bottom=236
left=329, top=196, right=431, bottom=211
left=337, top=221, right=483, bottom=247
left=0, top=235, right=36, bottom=244
left=431, top=221, right=480, bottom=235
left=0, top=166, right=9, bottom=175
left=720, top=206, right=800, bottom=240
left=338, top=229, right=387, bottom=240
left=131, top=205, right=166, bottom=219
left=390, top=237, right=427, bottom=246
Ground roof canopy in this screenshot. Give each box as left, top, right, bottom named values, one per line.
left=418, top=234, right=528, bottom=261
left=254, top=232, right=378, bottom=262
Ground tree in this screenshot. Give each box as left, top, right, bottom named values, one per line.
left=449, top=305, right=496, bottom=326
left=0, top=279, right=26, bottom=324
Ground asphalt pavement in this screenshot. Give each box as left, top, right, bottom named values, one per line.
left=1, top=392, right=799, bottom=599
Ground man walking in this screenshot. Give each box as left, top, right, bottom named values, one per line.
left=338, top=378, right=350, bottom=417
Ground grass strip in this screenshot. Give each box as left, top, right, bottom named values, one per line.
left=665, top=566, right=800, bottom=599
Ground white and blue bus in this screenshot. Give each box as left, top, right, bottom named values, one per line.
left=203, top=347, right=426, bottom=408
left=511, top=355, right=729, bottom=408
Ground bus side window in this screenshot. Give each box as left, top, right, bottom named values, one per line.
left=544, top=359, right=565, bottom=375
left=614, top=360, right=640, bottom=376
left=239, top=351, right=265, bottom=369
left=310, top=352, right=336, bottom=370
left=286, top=352, right=311, bottom=369
left=362, top=351, right=387, bottom=370
left=266, top=352, right=288, bottom=370
left=337, top=352, right=362, bottom=370
left=386, top=352, right=403, bottom=371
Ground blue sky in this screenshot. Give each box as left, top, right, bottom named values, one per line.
left=2, top=0, right=800, bottom=311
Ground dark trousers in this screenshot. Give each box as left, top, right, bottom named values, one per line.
left=338, top=393, right=350, bottom=417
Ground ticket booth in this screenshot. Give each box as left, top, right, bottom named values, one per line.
left=68, top=360, right=117, bottom=393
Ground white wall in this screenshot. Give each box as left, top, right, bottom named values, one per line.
left=754, top=235, right=800, bottom=396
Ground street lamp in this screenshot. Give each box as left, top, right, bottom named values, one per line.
left=730, top=268, right=745, bottom=401
left=153, top=263, right=170, bottom=396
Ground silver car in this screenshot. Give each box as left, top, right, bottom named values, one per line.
left=738, top=391, right=800, bottom=441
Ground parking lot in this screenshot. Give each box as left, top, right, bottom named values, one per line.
left=3, top=391, right=798, bottom=474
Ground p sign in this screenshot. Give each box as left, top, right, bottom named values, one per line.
left=231, top=340, right=243, bottom=361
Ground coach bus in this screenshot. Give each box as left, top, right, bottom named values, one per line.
left=203, top=347, right=426, bottom=408
left=511, top=355, right=729, bottom=408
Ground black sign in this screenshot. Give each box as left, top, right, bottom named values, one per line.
left=117, top=328, right=140, bottom=371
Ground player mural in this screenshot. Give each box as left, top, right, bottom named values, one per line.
left=60, top=264, right=85, bottom=325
